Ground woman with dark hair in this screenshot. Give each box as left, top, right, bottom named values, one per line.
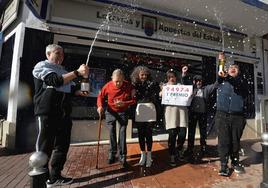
left=160, top=68, right=188, bottom=166
left=131, top=66, right=159, bottom=167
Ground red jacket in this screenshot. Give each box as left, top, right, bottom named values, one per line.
left=97, top=80, right=136, bottom=112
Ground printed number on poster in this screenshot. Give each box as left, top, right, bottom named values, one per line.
left=161, top=85, right=193, bottom=106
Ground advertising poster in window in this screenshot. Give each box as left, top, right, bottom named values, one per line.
left=89, top=68, right=106, bottom=97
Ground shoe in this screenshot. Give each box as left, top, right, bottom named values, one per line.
left=146, top=151, right=152, bottom=167
left=107, top=154, right=116, bottom=164
left=178, top=150, right=185, bottom=161
left=218, top=165, right=230, bottom=177
left=201, top=145, right=207, bottom=154
left=138, top=151, right=146, bottom=166
left=46, top=176, right=73, bottom=188
left=232, top=163, right=245, bottom=174
left=169, top=155, right=176, bottom=167
left=119, top=155, right=128, bottom=168
left=184, top=148, right=194, bottom=161
left=184, top=148, right=193, bottom=157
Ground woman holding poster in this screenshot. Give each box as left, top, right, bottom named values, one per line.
left=131, top=66, right=159, bottom=167
left=160, top=67, right=191, bottom=167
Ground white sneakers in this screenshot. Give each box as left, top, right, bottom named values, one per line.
left=146, top=151, right=152, bottom=167
left=138, top=151, right=153, bottom=167
left=139, top=151, right=146, bottom=166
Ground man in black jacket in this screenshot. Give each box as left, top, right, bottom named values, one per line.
left=32, top=44, right=89, bottom=187
left=186, top=75, right=218, bottom=158
left=216, top=63, right=247, bottom=176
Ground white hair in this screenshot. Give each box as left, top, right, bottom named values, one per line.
left=112, top=69, right=124, bottom=78
left=45, top=44, right=63, bottom=55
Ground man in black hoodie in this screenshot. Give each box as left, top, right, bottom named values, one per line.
left=186, top=75, right=218, bottom=158
left=216, top=63, right=247, bottom=176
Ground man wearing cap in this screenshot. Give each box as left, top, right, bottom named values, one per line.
left=185, top=75, right=218, bottom=159
left=216, top=63, right=248, bottom=176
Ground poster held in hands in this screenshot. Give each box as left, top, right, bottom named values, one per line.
left=161, top=85, right=193, bottom=106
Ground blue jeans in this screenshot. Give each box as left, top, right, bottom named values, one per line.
left=105, top=110, right=128, bottom=156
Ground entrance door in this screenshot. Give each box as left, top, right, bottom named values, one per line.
left=54, top=35, right=218, bottom=142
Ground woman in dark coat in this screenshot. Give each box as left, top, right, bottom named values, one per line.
left=131, top=66, right=159, bottom=167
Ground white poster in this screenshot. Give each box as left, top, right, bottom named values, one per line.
left=161, top=85, right=193, bottom=106
left=88, top=68, right=106, bottom=97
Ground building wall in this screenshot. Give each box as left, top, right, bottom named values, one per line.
left=0, top=0, right=265, bottom=148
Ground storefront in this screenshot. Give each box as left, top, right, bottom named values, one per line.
left=0, top=0, right=261, bottom=149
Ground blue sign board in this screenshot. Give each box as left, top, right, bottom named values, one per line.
left=241, top=0, right=268, bottom=11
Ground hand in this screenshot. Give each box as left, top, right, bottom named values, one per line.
left=182, top=65, right=188, bottom=75
left=75, top=90, right=89, bottom=96
left=77, top=64, right=89, bottom=77
left=218, top=70, right=227, bottom=77
left=97, top=107, right=103, bottom=115
left=159, top=82, right=164, bottom=90
left=114, top=99, right=125, bottom=108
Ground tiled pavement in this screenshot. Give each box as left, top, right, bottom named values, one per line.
left=0, top=139, right=263, bottom=188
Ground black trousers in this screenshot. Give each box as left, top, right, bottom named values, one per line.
left=187, top=112, right=207, bottom=149
left=215, top=111, right=245, bottom=165
left=168, top=127, right=186, bottom=155
left=35, top=115, right=72, bottom=181
left=105, top=110, right=128, bottom=157
left=136, top=122, right=154, bottom=151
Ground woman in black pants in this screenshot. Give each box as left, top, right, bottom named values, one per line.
left=131, top=66, right=159, bottom=167
left=160, top=69, right=188, bottom=166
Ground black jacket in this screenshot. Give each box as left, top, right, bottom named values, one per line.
left=134, top=80, right=159, bottom=104
left=33, top=73, right=74, bottom=116
left=216, top=75, right=248, bottom=114
left=190, top=82, right=218, bottom=113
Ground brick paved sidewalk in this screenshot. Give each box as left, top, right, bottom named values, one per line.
left=0, top=139, right=263, bottom=188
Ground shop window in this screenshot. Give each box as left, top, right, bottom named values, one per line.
left=0, top=34, right=15, bottom=118
left=235, top=61, right=255, bottom=118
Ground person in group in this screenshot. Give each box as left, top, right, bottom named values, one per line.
left=97, top=69, right=136, bottom=167
left=32, top=44, right=89, bottom=187
left=185, top=75, right=218, bottom=158
left=130, top=66, right=159, bottom=167
left=216, top=63, right=248, bottom=176
left=160, top=68, right=188, bottom=166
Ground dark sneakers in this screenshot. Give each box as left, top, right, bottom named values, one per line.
left=119, top=155, right=128, bottom=168
left=169, top=155, right=176, bottom=167
left=218, top=165, right=230, bottom=177
left=46, top=176, right=73, bottom=188
left=107, top=154, right=116, bottom=164
left=184, top=148, right=193, bottom=157
left=177, top=150, right=185, bottom=161
left=232, top=163, right=245, bottom=174
left=200, top=145, right=207, bottom=154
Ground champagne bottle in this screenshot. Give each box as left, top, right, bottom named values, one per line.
left=218, top=52, right=225, bottom=72
left=81, top=75, right=90, bottom=94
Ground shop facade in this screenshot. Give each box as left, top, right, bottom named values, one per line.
left=0, top=0, right=265, bottom=149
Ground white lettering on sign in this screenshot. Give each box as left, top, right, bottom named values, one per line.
left=161, top=85, right=193, bottom=106
left=159, top=23, right=222, bottom=43
left=97, top=11, right=141, bottom=28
